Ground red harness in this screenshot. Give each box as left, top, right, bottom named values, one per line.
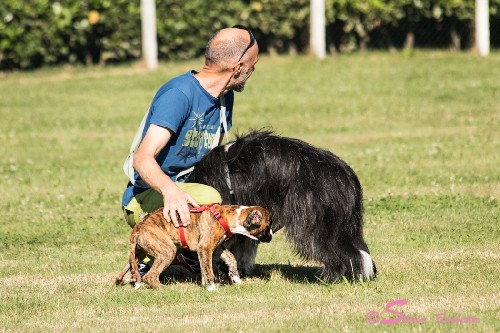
left=177, top=203, right=232, bottom=250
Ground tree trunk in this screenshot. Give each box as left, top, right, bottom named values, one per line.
left=450, top=26, right=462, bottom=51
left=450, top=24, right=461, bottom=50
left=404, top=31, right=415, bottom=49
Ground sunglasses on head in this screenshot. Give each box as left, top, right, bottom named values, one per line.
left=232, top=25, right=255, bottom=62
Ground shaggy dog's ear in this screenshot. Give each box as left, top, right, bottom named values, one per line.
left=244, top=210, right=263, bottom=227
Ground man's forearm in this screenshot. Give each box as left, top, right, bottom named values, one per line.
left=133, top=154, right=176, bottom=194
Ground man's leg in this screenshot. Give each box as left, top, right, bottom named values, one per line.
left=122, top=182, right=222, bottom=228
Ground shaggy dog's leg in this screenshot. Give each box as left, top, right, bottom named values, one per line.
left=225, top=235, right=259, bottom=276
left=322, top=258, right=348, bottom=282
left=214, top=246, right=241, bottom=285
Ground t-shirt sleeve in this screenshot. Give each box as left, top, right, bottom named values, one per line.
left=150, top=88, right=190, bottom=134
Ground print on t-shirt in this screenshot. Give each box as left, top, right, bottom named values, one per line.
left=177, top=109, right=219, bottom=162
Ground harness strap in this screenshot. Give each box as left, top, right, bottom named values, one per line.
left=223, top=142, right=236, bottom=201
left=123, top=107, right=150, bottom=188
left=179, top=206, right=209, bottom=249
left=189, top=205, right=211, bottom=213
left=209, top=204, right=232, bottom=240
left=178, top=225, right=189, bottom=250
left=179, top=204, right=232, bottom=249
left=223, top=143, right=235, bottom=197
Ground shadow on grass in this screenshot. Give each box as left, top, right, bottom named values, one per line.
left=251, top=263, right=324, bottom=283
left=156, top=263, right=324, bottom=285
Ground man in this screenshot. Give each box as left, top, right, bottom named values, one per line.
left=121, top=25, right=258, bottom=275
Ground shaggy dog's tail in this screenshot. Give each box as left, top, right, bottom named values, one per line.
left=359, top=250, right=376, bottom=280
left=319, top=236, right=377, bottom=282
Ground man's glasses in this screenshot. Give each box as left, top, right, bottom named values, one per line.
left=232, top=25, right=255, bottom=62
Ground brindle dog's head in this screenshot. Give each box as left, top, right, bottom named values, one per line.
left=241, top=206, right=273, bottom=243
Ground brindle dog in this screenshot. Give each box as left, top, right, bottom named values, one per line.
left=115, top=204, right=272, bottom=291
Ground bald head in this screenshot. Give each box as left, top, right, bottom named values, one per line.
left=205, top=27, right=254, bottom=69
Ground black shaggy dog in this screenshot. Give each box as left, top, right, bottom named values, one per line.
left=186, top=130, right=376, bottom=282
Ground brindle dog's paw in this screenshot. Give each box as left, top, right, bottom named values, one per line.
left=206, top=283, right=217, bottom=291
left=142, top=275, right=161, bottom=289
left=231, top=275, right=242, bottom=285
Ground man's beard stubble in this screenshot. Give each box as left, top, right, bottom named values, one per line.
left=231, top=68, right=251, bottom=92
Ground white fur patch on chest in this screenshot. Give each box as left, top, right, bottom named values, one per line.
left=230, top=225, right=258, bottom=240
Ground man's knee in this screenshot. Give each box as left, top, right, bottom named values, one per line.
left=121, top=183, right=221, bottom=229
left=178, top=183, right=222, bottom=204
left=200, top=185, right=222, bottom=204
left=122, top=188, right=163, bottom=228
left=123, top=208, right=137, bottom=228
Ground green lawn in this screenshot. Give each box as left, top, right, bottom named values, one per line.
left=0, top=51, right=498, bottom=332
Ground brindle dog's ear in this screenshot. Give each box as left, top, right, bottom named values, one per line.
left=244, top=210, right=263, bottom=227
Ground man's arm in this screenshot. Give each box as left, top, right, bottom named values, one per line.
left=133, top=124, right=198, bottom=227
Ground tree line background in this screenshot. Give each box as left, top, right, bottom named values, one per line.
left=1, top=0, right=500, bottom=70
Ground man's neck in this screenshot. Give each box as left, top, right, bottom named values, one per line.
left=193, top=67, right=232, bottom=98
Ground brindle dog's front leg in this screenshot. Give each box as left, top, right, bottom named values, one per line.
left=197, top=244, right=217, bottom=291
left=213, top=245, right=241, bottom=285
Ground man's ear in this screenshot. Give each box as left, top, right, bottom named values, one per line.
left=243, top=210, right=263, bottom=228
left=233, top=62, right=243, bottom=76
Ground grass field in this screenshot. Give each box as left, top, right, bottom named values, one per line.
left=0, top=51, right=499, bottom=332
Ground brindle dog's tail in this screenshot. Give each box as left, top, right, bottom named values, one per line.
left=128, top=234, right=142, bottom=289
left=115, top=261, right=131, bottom=285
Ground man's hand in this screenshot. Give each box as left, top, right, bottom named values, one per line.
left=161, top=184, right=199, bottom=227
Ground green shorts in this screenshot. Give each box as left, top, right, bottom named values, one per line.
left=122, top=183, right=222, bottom=228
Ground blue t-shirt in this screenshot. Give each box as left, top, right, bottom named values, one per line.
left=122, top=70, right=233, bottom=206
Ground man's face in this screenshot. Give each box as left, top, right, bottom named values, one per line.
left=232, top=65, right=253, bottom=92
left=230, top=44, right=258, bottom=92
